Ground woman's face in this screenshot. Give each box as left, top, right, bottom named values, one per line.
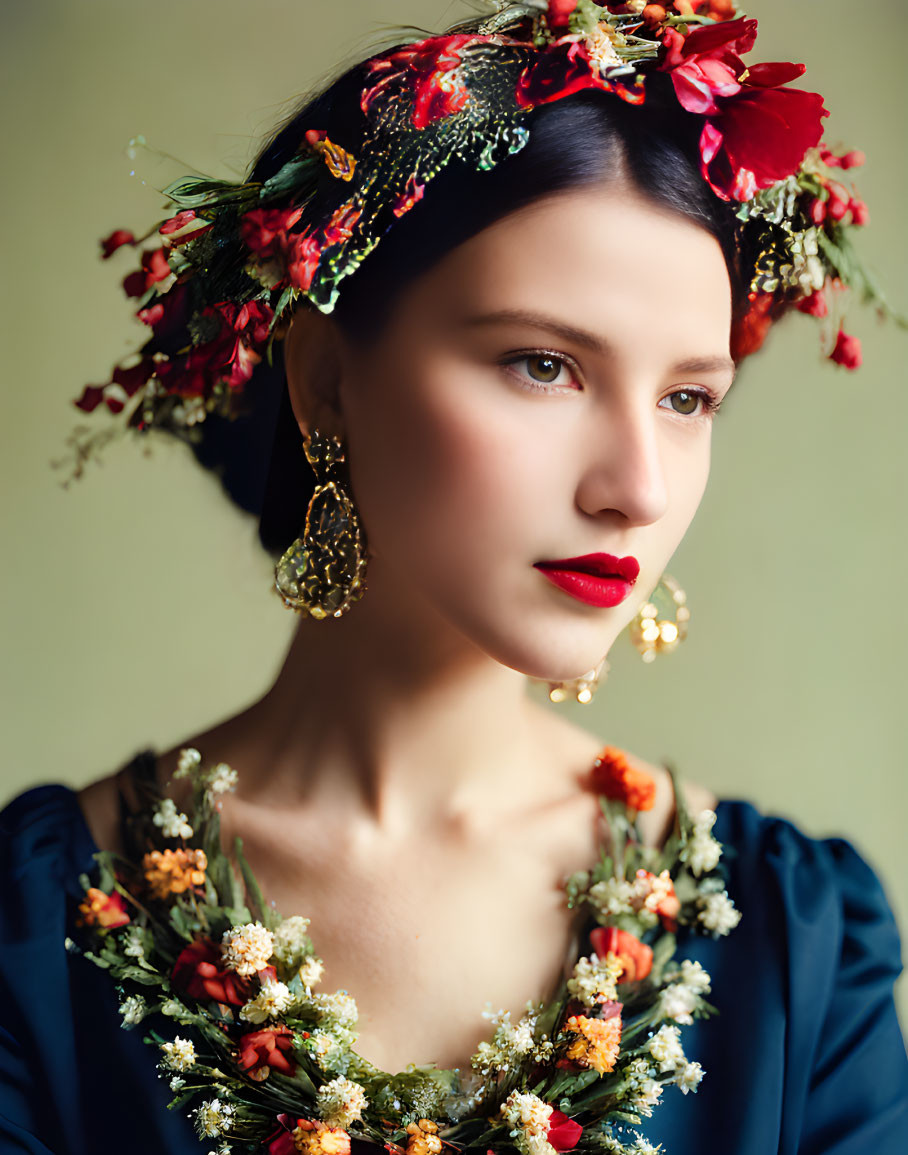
left=310, top=184, right=735, bottom=680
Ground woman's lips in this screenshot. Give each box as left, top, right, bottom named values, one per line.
left=534, top=553, right=640, bottom=609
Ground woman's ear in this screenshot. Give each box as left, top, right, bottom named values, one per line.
left=282, top=305, right=346, bottom=441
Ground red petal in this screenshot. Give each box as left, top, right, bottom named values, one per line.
left=744, top=60, right=806, bottom=88
left=715, top=86, right=827, bottom=187
left=680, top=16, right=757, bottom=60
left=74, top=385, right=105, bottom=412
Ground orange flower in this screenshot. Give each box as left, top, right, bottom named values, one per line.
left=632, top=868, right=681, bottom=930
left=406, top=1120, right=442, bottom=1155
left=77, top=886, right=131, bottom=929
left=142, top=847, right=207, bottom=900
left=561, top=1005, right=622, bottom=1074
left=590, top=747, right=656, bottom=812
left=292, top=1120, right=351, bottom=1155
left=590, top=926, right=653, bottom=984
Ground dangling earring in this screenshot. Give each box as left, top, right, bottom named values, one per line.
left=628, top=574, right=689, bottom=662
left=274, top=430, right=368, bottom=619
left=546, top=657, right=610, bottom=705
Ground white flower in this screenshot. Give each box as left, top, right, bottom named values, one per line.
left=308, top=1029, right=347, bottom=1072
left=675, top=1061, right=705, bottom=1095
left=647, top=1024, right=685, bottom=1073
left=316, top=1075, right=368, bottom=1128
left=676, top=959, right=712, bottom=996
left=472, top=1008, right=539, bottom=1075
left=628, top=1135, right=662, bottom=1155
left=682, top=810, right=723, bottom=876
left=630, top=1079, right=663, bottom=1117
left=206, top=1147, right=232, bottom=1155
left=584, top=22, right=623, bottom=73
left=588, top=877, right=635, bottom=918
left=500, top=1090, right=556, bottom=1155
left=160, top=1036, right=196, bottom=1071
left=697, top=890, right=742, bottom=936
left=207, top=763, right=238, bottom=798
left=298, top=955, right=325, bottom=989
left=272, top=915, right=312, bottom=970
left=119, top=994, right=147, bottom=1026
left=222, top=922, right=275, bottom=976
left=658, top=983, right=698, bottom=1026
left=240, top=979, right=295, bottom=1024
left=195, top=1099, right=235, bottom=1138
left=567, top=954, right=621, bottom=1006
left=122, top=925, right=145, bottom=958
left=153, top=798, right=194, bottom=841
left=312, top=991, right=359, bottom=1030
left=161, top=998, right=185, bottom=1018
left=169, top=1076, right=186, bottom=1092
left=175, top=747, right=202, bottom=778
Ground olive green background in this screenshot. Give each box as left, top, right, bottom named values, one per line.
left=1, top=2, right=905, bottom=1025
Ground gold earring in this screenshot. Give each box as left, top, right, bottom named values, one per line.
left=628, top=574, right=689, bottom=662
left=546, top=658, right=610, bottom=705
left=274, top=430, right=368, bottom=619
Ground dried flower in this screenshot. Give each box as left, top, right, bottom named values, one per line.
left=195, top=1099, right=235, bottom=1138
left=175, top=747, right=202, bottom=778
left=298, top=956, right=325, bottom=989
left=589, top=927, right=653, bottom=984
left=240, top=979, right=295, bottom=1024
left=697, top=890, right=742, bottom=936
left=292, top=1119, right=351, bottom=1155
left=237, top=1026, right=296, bottom=1080
left=406, top=1118, right=442, bottom=1155
left=830, top=328, right=862, bottom=370
left=172, top=936, right=252, bottom=1006
left=500, top=1090, right=555, bottom=1155
left=153, top=798, right=194, bottom=840
left=77, top=887, right=131, bottom=929
left=681, top=809, right=723, bottom=876
left=561, top=1006, right=622, bottom=1074
left=160, top=1036, right=197, bottom=1071
left=567, top=954, right=621, bottom=1006
left=143, top=848, right=207, bottom=899
left=222, top=922, right=275, bottom=976
left=647, top=1024, right=685, bottom=1072
left=675, top=1060, right=705, bottom=1094
left=118, top=994, right=147, bottom=1026
left=587, top=877, right=635, bottom=919
left=316, top=1075, right=368, bottom=1129
left=207, top=762, right=239, bottom=798
left=590, top=747, right=656, bottom=811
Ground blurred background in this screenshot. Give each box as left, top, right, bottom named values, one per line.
left=1, top=1, right=905, bottom=1022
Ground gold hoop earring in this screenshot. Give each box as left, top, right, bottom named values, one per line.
left=274, top=430, right=368, bottom=619
left=628, top=574, right=689, bottom=662
left=546, top=658, right=610, bottom=705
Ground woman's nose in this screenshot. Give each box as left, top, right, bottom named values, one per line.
left=574, top=398, right=669, bottom=527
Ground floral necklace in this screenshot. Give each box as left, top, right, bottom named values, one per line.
left=75, top=746, right=740, bottom=1155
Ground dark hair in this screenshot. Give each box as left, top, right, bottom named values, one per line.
left=189, top=57, right=748, bottom=554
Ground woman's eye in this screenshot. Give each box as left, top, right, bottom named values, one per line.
left=659, top=389, right=719, bottom=418
left=502, top=352, right=578, bottom=391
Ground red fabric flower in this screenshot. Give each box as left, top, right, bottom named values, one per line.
left=661, top=18, right=827, bottom=199
left=101, top=229, right=136, bottom=259
left=172, top=937, right=252, bottom=1006
left=590, top=746, right=657, bottom=812
left=547, top=1110, right=583, bottom=1151
left=237, top=1026, right=297, bottom=1080
left=362, top=35, right=478, bottom=130
left=830, top=329, right=862, bottom=370
left=590, top=926, right=653, bottom=983
left=516, top=40, right=645, bottom=110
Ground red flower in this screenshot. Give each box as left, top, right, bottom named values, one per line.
left=158, top=210, right=211, bottom=244
left=796, top=289, right=828, bottom=319
left=172, top=937, right=252, bottom=1006
left=547, top=0, right=579, bottom=28
left=77, top=887, right=131, bottom=929
left=237, top=1026, right=297, bottom=1080
left=516, top=40, right=645, bottom=110
left=547, top=1110, right=583, bottom=1151
left=241, top=206, right=305, bottom=260
left=123, top=248, right=172, bottom=297
left=849, top=198, right=869, bottom=226
left=101, top=229, right=136, bottom=259
left=284, top=231, right=324, bottom=292
left=590, top=926, right=653, bottom=983
left=730, top=291, right=776, bottom=360
left=590, top=746, right=657, bottom=812
left=830, top=329, right=862, bottom=370
left=362, top=35, right=478, bottom=131
left=661, top=18, right=827, bottom=199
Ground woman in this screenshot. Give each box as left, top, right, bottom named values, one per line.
left=1, top=2, right=905, bottom=1153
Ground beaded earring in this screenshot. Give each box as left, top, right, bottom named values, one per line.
left=628, top=574, right=690, bottom=662
left=274, top=430, right=368, bottom=618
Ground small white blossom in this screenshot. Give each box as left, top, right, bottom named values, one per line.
left=122, top=925, right=145, bottom=958
left=175, top=747, right=202, bottom=778
left=500, top=1090, right=556, bottom=1155
left=472, top=1008, right=539, bottom=1075
left=658, top=983, right=698, bottom=1025
left=153, top=798, right=194, bottom=841
left=195, top=1099, right=235, bottom=1138
left=307, top=1029, right=347, bottom=1072
left=697, top=890, right=742, bottom=936
left=676, top=959, right=712, bottom=996
left=161, top=998, right=185, bottom=1018
left=160, top=1036, right=196, bottom=1071
left=240, top=979, right=295, bottom=1024
left=222, top=922, right=275, bottom=976
left=312, top=990, right=359, bottom=1030
left=119, top=994, right=147, bottom=1026
left=567, top=954, right=621, bottom=1006
left=207, top=763, right=238, bottom=798
left=675, top=1061, right=705, bottom=1095
left=169, top=1076, right=186, bottom=1092
left=588, top=877, right=635, bottom=918
left=584, top=22, right=623, bottom=74
left=682, top=810, right=723, bottom=876
left=272, top=915, right=312, bottom=971
left=628, top=1135, right=662, bottom=1155
left=206, top=1147, right=231, bottom=1155
left=316, top=1074, right=368, bottom=1128
left=630, top=1078, right=663, bottom=1117
left=647, top=1024, right=685, bottom=1072
left=298, top=955, right=325, bottom=989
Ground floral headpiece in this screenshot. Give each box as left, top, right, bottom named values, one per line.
left=73, top=0, right=895, bottom=457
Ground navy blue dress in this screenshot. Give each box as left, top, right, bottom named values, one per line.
left=1, top=775, right=906, bottom=1154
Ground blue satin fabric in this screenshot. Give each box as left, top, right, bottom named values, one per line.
left=1, top=783, right=906, bottom=1155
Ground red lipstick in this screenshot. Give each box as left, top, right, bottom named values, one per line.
left=534, top=553, right=640, bottom=609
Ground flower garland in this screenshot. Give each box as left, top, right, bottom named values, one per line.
left=74, top=746, right=740, bottom=1155
left=64, top=0, right=901, bottom=479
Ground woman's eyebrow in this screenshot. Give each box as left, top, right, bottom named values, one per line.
left=459, top=308, right=736, bottom=379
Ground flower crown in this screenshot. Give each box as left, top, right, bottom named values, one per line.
left=72, top=0, right=895, bottom=460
